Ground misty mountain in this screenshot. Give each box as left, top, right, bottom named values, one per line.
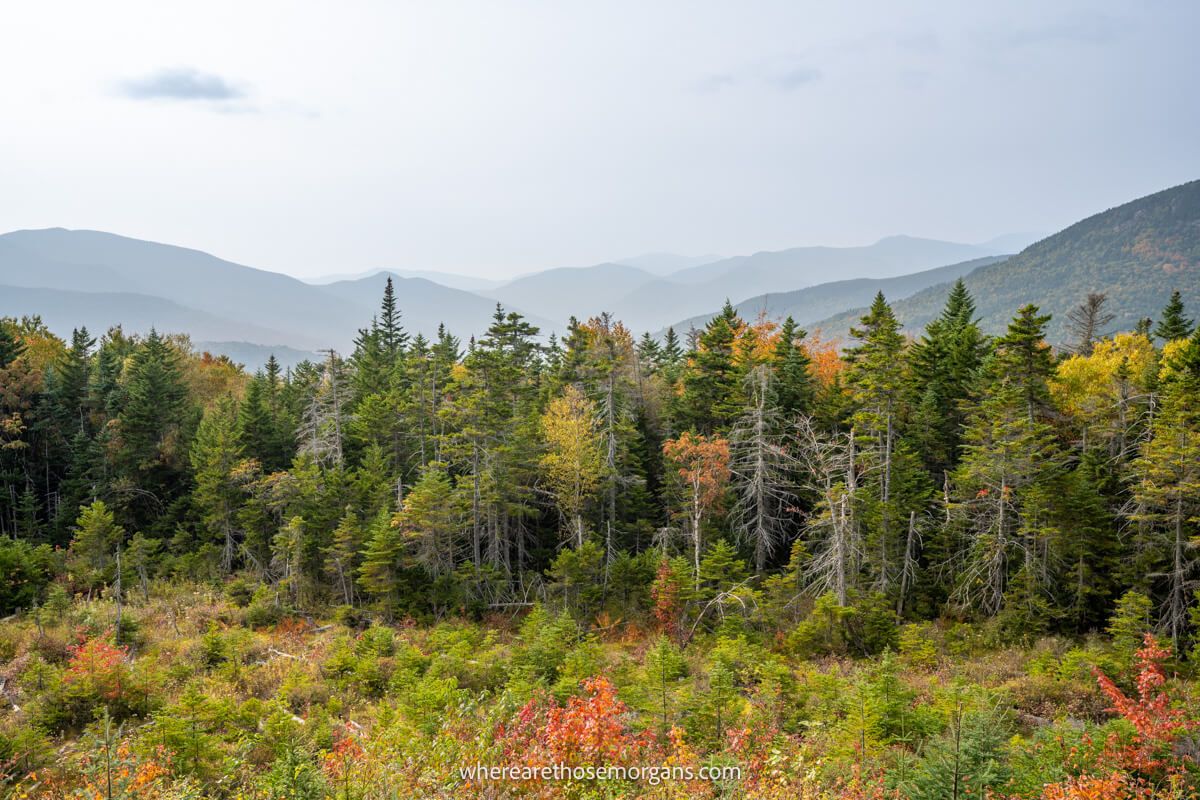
left=0, top=229, right=366, bottom=351
left=669, top=235, right=1007, bottom=292
left=612, top=252, right=723, bottom=275
left=810, top=180, right=1200, bottom=345
left=193, top=341, right=320, bottom=371
left=668, top=255, right=1008, bottom=336
left=319, top=272, right=560, bottom=339
left=0, top=284, right=297, bottom=345
left=484, top=263, right=657, bottom=323
left=307, top=268, right=504, bottom=292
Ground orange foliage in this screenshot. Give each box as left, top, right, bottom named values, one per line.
left=662, top=432, right=731, bottom=513
left=497, top=677, right=655, bottom=771
left=803, top=330, right=845, bottom=387
left=64, top=634, right=130, bottom=703
left=650, top=559, right=682, bottom=642
left=731, top=313, right=781, bottom=366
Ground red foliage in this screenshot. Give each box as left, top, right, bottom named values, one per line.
left=650, top=559, right=682, bottom=642
left=64, top=633, right=129, bottom=702
left=497, top=677, right=655, bottom=769
left=1040, top=634, right=1197, bottom=799
left=1092, top=633, right=1192, bottom=775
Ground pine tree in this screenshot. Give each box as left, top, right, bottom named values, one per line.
left=377, top=276, right=409, bottom=360
left=771, top=316, right=813, bottom=417
left=117, top=329, right=191, bottom=532
left=907, top=280, right=987, bottom=476
left=678, top=301, right=743, bottom=433
left=846, top=293, right=909, bottom=592
left=191, top=396, right=245, bottom=574
left=991, top=304, right=1055, bottom=423
left=636, top=332, right=662, bottom=373
left=325, top=507, right=363, bottom=606
left=1127, top=328, right=1200, bottom=648
left=358, top=508, right=405, bottom=615
left=396, top=466, right=459, bottom=579
left=1153, top=289, right=1194, bottom=343
left=952, top=378, right=1063, bottom=617
left=67, top=500, right=124, bottom=592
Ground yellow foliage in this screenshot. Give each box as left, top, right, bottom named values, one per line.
left=1051, top=333, right=1156, bottom=430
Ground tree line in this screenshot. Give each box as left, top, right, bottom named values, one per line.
left=1, top=280, right=1198, bottom=650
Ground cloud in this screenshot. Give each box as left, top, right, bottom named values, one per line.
left=692, top=61, right=821, bottom=94
left=769, top=66, right=821, bottom=91
left=979, top=13, right=1124, bottom=49
left=117, top=68, right=246, bottom=102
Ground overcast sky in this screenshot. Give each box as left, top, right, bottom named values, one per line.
left=2, top=1, right=1198, bottom=279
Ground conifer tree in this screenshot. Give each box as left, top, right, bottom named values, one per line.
left=325, top=507, right=363, bottom=606
left=67, top=500, right=124, bottom=592
left=771, top=316, right=813, bottom=417
left=729, top=365, right=796, bottom=573
left=678, top=301, right=743, bottom=433
left=116, top=329, right=191, bottom=531
left=191, top=396, right=245, bottom=573
left=907, top=280, right=987, bottom=475
left=845, top=292, right=909, bottom=591
left=1153, top=289, right=1194, bottom=343
left=1127, top=328, right=1200, bottom=647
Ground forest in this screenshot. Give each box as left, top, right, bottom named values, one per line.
left=1, top=279, right=1199, bottom=799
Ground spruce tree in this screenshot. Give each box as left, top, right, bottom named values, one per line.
left=771, top=316, right=813, bottom=416
left=845, top=293, right=909, bottom=593
left=1153, top=289, right=1194, bottom=343
left=908, top=280, right=987, bottom=478
left=191, top=396, right=244, bottom=573
left=678, top=301, right=743, bottom=433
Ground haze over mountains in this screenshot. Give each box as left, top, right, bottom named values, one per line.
left=1, top=179, right=1197, bottom=369
left=808, top=180, right=1200, bottom=346
left=0, top=227, right=1032, bottom=367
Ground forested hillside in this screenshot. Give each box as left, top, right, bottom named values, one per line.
left=2, top=275, right=1199, bottom=798
left=814, top=180, right=1200, bottom=344
left=670, top=255, right=1007, bottom=335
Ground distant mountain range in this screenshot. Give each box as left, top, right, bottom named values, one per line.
left=6, top=178, right=1198, bottom=370
left=667, top=255, right=1009, bottom=336
left=807, top=180, right=1200, bottom=345
left=0, top=227, right=1036, bottom=367
left=0, top=230, right=553, bottom=366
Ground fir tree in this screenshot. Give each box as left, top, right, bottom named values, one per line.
left=191, top=396, right=245, bottom=573
left=1153, top=289, right=1195, bottom=343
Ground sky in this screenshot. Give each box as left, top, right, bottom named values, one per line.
left=2, top=1, right=1198, bottom=280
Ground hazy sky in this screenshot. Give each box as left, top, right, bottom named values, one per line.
left=3, top=1, right=1198, bottom=279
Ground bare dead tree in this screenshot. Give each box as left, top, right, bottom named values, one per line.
left=1066, top=292, right=1116, bottom=356
left=297, top=350, right=348, bottom=467
left=730, top=366, right=799, bottom=573
left=793, top=416, right=862, bottom=606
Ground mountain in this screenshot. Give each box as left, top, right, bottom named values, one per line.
left=319, top=272, right=560, bottom=339
left=484, top=263, right=656, bottom=323
left=0, top=229, right=555, bottom=356
left=810, top=180, right=1200, bottom=345
left=0, top=285, right=297, bottom=344
left=612, top=252, right=722, bottom=276
left=307, top=268, right=504, bottom=292
left=668, top=255, right=1008, bottom=336
left=0, top=229, right=366, bottom=350
left=193, top=341, right=320, bottom=371
left=667, top=235, right=1002, bottom=291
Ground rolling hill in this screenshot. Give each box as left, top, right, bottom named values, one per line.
left=668, top=255, right=1008, bottom=335
left=810, top=180, right=1200, bottom=345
